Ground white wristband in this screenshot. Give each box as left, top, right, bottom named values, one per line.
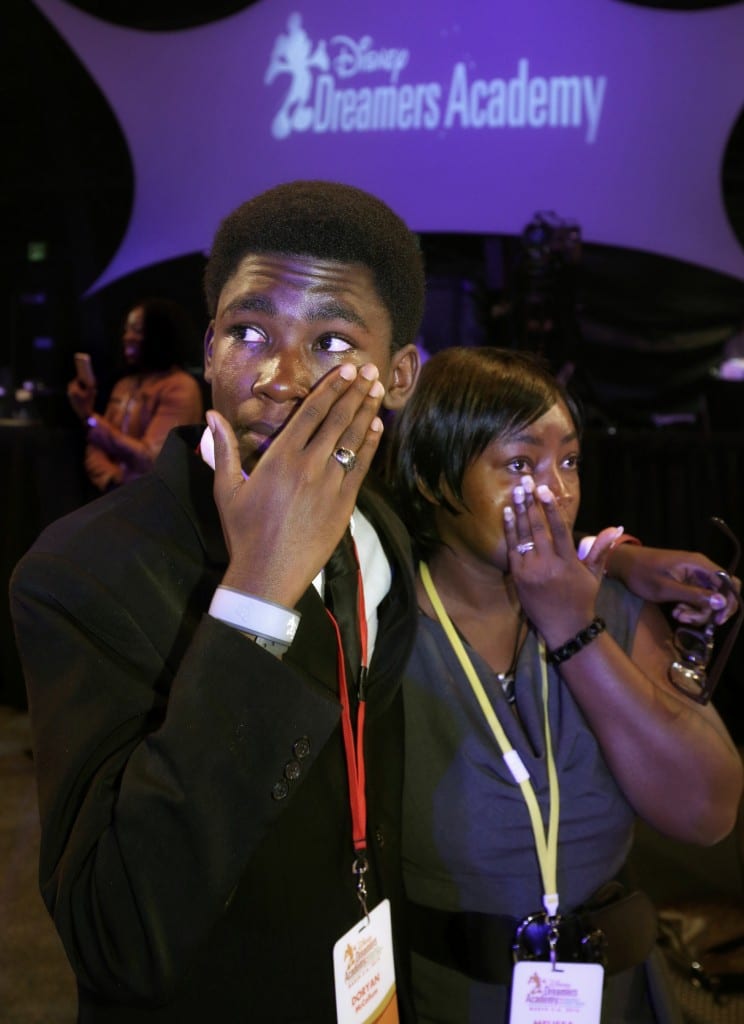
left=209, top=586, right=300, bottom=645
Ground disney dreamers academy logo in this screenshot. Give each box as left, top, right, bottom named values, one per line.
left=264, top=13, right=607, bottom=144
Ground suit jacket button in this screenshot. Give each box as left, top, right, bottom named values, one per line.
left=284, top=760, right=301, bottom=781
left=293, top=737, right=311, bottom=760
left=271, top=780, right=289, bottom=801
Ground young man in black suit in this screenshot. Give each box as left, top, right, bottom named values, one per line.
left=11, top=181, right=425, bottom=1022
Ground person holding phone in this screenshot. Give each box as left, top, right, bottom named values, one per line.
left=67, top=297, right=204, bottom=491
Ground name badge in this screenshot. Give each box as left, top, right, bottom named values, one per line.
left=509, top=960, right=604, bottom=1024
left=333, top=899, right=398, bottom=1024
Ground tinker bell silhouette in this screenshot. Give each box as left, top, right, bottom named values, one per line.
left=265, top=13, right=329, bottom=138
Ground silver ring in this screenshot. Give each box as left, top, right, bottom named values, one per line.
left=333, top=446, right=357, bottom=472
left=516, top=540, right=536, bottom=555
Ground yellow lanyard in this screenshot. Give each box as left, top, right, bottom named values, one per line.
left=420, top=561, right=561, bottom=918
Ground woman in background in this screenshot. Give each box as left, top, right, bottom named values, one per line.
left=388, top=346, right=742, bottom=1023
left=68, top=297, right=204, bottom=492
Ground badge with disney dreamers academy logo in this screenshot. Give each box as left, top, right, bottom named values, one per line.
left=509, top=960, right=604, bottom=1024
left=333, top=899, right=398, bottom=1024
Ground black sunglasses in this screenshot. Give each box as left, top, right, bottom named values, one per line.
left=668, top=517, right=742, bottom=705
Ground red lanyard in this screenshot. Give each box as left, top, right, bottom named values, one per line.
left=326, top=537, right=369, bottom=855
left=325, top=537, right=370, bottom=914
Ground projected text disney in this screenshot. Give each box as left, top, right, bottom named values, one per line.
left=266, top=15, right=607, bottom=144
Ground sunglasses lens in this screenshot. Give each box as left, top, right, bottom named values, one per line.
left=673, top=628, right=712, bottom=667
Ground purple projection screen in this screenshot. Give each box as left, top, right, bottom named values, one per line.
left=34, top=0, right=744, bottom=288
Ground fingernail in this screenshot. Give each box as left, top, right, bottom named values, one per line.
left=360, top=363, right=379, bottom=381
left=536, top=484, right=553, bottom=503
left=370, top=416, right=384, bottom=433
left=577, top=536, right=596, bottom=561
left=513, top=485, right=525, bottom=505
left=609, top=526, right=625, bottom=548
left=673, top=609, right=693, bottom=623
left=339, top=363, right=356, bottom=381
left=369, top=380, right=384, bottom=398
left=710, top=593, right=726, bottom=609
left=521, top=475, right=535, bottom=493
left=504, top=505, right=514, bottom=522
left=206, top=411, right=216, bottom=432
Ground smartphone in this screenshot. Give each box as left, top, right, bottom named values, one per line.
left=74, top=352, right=96, bottom=389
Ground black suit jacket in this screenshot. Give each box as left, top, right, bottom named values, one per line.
left=10, top=427, right=418, bottom=1023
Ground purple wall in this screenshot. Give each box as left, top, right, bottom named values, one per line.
left=34, top=0, right=744, bottom=287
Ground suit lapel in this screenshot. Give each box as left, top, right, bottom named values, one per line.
left=154, top=433, right=416, bottom=701
left=153, top=426, right=229, bottom=567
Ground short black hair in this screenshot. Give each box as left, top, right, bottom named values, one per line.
left=132, top=297, right=201, bottom=372
left=203, top=180, right=425, bottom=352
left=387, top=346, right=583, bottom=559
